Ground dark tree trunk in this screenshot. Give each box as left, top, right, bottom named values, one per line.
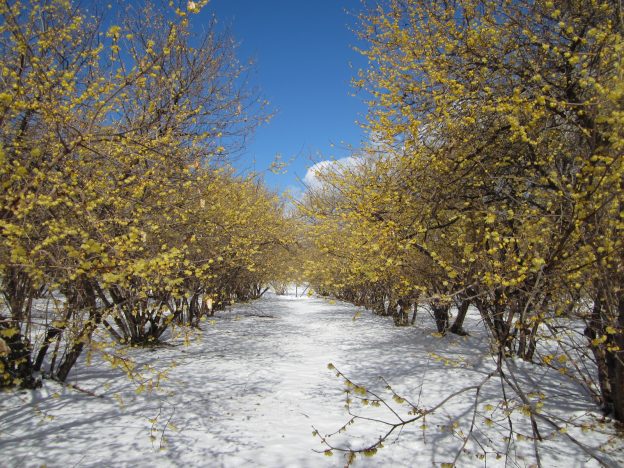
left=586, top=295, right=614, bottom=416
left=33, top=327, right=62, bottom=372
left=610, top=292, right=624, bottom=421
left=449, top=299, right=470, bottom=336
left=393, top=298, right=410, bottom=326
left=385, top=293, right=396, bottom=317
left=0, top=268, right=39, bottom=388
left=0, top=326, right=39, bottom=388
left=55, top=281, right=102, bottom=382
left=432, top=302, right=450, bottom=334
left=373, top=292, right=386, bottom=316
left=410, top=305, right=418, bottom=325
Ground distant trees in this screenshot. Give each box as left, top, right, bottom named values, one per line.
left=301, top=0, right=623, bottom=446
left=0, top=0, right=296, bottom=387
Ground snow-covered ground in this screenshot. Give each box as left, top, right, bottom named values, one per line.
left=1, top=293, right=623, bottom=467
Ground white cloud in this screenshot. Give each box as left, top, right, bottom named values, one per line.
left=303, top=156, right=361, bottom=189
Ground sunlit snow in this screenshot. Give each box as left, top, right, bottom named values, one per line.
left=1, top=293, right=622, bottom=467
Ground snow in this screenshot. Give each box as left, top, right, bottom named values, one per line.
left=1, top=293, right=622, bottom=467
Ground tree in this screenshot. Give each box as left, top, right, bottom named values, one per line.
left=302, top=0, right=623, bottom=463
left=0, top=0, right=289, bottom=387
left=356, top=0, right=623, bottom=419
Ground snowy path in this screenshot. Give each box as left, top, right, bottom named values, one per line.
left=1, top=294, right=622, bottom=467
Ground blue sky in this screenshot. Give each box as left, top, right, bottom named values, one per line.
left=196, top=0, right=369, bottom=194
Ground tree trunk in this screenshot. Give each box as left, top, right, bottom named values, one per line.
left=393, top=298, right=410, bottom=326
left=586, top=295, right=614, bottom=415
left=34, top=327, right=62, bottom=372
left=410, top=304, right=418, bottom=325
left=385, top=293, right=396, bottom=317
left=373, top=292, right=385, bottom=316
left=0, top=268, right=38, bottom=388
left=55, top=282, right=102, bottom=382
left=432, top=302, right=450, bottom=334
left=610, top=292, right=624, bottom=421
left=0, top=326, right=38, bottom=388
left=449, top=299, right=470, bottom=336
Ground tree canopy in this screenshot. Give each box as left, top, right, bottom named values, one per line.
left=299, top=0, right=624, bottom=428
